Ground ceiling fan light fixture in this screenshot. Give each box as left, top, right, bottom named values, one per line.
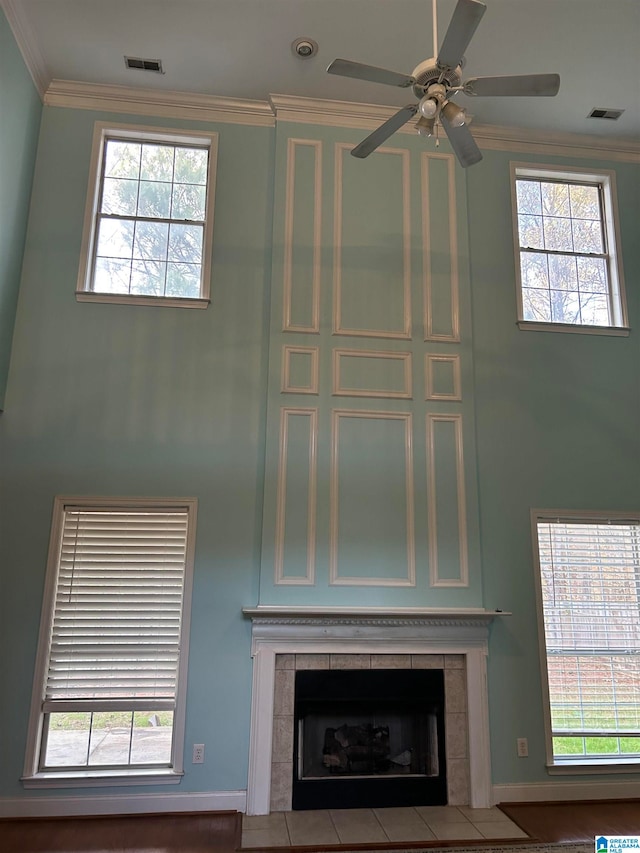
left=418, top=96, right=439, bottom=119
left=442, top=100, right=467, bottom=127
left=416, top=116, right=436, bottom=137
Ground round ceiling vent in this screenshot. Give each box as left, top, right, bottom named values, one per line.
left=292, top=38, right=318, bottom=59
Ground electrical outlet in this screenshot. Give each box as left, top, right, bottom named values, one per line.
left=517, top=737, right=528, bottom=757
left=192, top=743, right=205, bottom=764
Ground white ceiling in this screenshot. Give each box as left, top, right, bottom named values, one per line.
left=6, top=0, right=640, bottom=139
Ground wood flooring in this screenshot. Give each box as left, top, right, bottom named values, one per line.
left=0, top=809, right=241, bottom=853
left=498, top=800, right=640, bottom=843
left=1, top=801, right=639, bottom=852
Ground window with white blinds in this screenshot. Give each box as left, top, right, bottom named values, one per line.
left=25, top=498, right=196, bottom=778
left=46, top=508, right=188, bottom=705
left=534, top=514, right=640, bottom=764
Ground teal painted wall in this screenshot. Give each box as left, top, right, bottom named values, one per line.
left=0, top=105, right=273, bottom=797
left=468, top=150, right=640, bottom=785
left=0, top=8, right=42, bottom=409
left=0, top=87, right=638, bottom=804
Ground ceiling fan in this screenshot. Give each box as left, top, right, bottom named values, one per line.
left=326, top=0, right=560, bottom=167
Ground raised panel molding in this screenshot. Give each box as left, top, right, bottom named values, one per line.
left=332, top=349, right=412, bottom=399
left=282, top=346, right=319, bottom=395
left=333, top=143, right=412, bottom=339
left=425, top=353, right=462, bottom=401
left=422, top=153, right=460, bottom=342
left=283, top=139, right=322, bottom=333
left=426, top=413, right=469, bottom=588
left=274, top=408, right=318, bottom=585
left=330, top=410, right=416, bottom=587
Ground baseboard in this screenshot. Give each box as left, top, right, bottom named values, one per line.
left=0, top=789, right=247, bottom=818
left=493, top=780, right=640, bottom=803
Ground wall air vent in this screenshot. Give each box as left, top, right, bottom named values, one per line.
left=588, top=108, right=624, bottom=120
left=124, top=56, right=164, bottom=73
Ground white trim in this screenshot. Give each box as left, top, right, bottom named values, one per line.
left=282, top=139, right=322, bottom=333
left=274, top=408, right=318, bottom=586
left=76, top=122, right=218, bottom=306
left=330, top=410, right=416, bottom=587
left=422, top=153, right=460, bottom=342
left=76, top=292, right=210, bottom=309
left=0, top=790, right=247, bottom=818
left=44, top=79, right=274, bottom=126
left=269, top=96, right=640, bottom=163
left=332, top=348, right=413, bottom=399
left=281, top=346, right=319, bottom=395
left=0, top=0, right=49, bottom=97
left=510, top=162, right=628, bottom=333
left=23, top=496, right=198, bottom=784
left=426, top=414, right=469, bottom=588
left=425, top=354, right=462, bottom=401
left=243, top=609, right=498, bottom=814
left=517, top=320, right=630, bottom=337
left=333, top=143, right=412, bottom=340
left=243, top=605, right=505, bottom=620
left=493, top=779, right=640, bottom=804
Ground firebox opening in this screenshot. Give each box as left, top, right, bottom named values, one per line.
left=292, top=669, right=447, bottom=810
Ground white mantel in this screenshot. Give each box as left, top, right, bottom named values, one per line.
left=243, top=606, right=506, bottom=814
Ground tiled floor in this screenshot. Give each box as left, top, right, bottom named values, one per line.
left=241, top=806, right=530, bottom=848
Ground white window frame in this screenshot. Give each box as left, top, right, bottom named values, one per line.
left=22, top=496, right=197, bottom=788
left=510, top=163, right=628, bottom=336
left=531, top=508, right=640, bottom=775
left=76, top=122, right=218, bottom=309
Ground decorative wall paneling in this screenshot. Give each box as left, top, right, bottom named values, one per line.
left=281, top=346, right=319, bottom=395
left=260, top=122, right=480, bottom=604
left=332, top=349, right=412, bottom=399
left=333, top=144, right=412, bottom=339
left=282, top=139, right=322, bottom=333
left=274, top=409, right=318, bottom=585
left=329, top=410, right=416, bottom=586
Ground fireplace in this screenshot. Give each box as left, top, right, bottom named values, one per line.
left=292, top=668, right=447, bottom=809
left=243, top=606, right=500, bottom=814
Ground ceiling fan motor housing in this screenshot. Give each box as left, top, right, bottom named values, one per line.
left=411, top=58, right=462, bottom=97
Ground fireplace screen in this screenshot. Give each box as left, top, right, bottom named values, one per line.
left=299, top=708, right=439, bottom=779
left=292, top=668, right=447, bottom=809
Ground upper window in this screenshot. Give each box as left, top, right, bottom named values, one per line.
left=23, top=497, right=196, bottom=785
left=77, top=123, right=217, bottom=308
left=532, top=511, right=640, bottom=769
left=511, top=164, right=627, bottom=334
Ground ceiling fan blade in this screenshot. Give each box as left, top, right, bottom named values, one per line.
left=464, top=73, right=560, bottom=97
left=441, top=115, right=483, bottom=168
left=437, top=0, right=486, bottom=70
left=351, top=105, right=419, bottom=159
left=327, top=58, right=415, bottom=88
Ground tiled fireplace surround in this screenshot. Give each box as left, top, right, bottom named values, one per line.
left=243, top=607, right=497, bottom=815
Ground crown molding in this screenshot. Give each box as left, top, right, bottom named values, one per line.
left=472, top=122, right=640, bottom=164
left=35, top=81, right=640, bottom=162
left=1, top=0, right=49, bottom=97
left=44, top=80, right=275, bottom=127
left=269, top=94, right=640, bottom=163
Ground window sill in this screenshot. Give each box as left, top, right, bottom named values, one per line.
left=76, top=291, right=210, bottom=310
left=22, top=768, right=184, bottom=789
left=517, top=320, right=630, bottom=337
left=547, top=758, right=640, bottom=775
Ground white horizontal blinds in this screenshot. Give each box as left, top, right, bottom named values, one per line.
left=537, top=520, right=640, bottom=738
left=45, top=508, right=189, bottom=706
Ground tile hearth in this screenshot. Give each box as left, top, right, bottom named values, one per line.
left=241, top=806, right=529, bottom=848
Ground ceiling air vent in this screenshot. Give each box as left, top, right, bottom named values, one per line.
left=588, top=107, right=624, bottom=120
left=124, top=56, right=164, bottom=73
